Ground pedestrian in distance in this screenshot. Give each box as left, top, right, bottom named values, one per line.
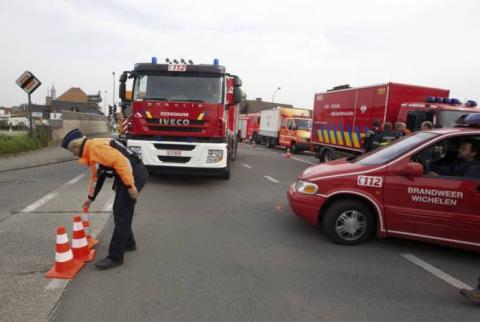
left=61, top=129, right=148, bottom=270
left=421, top=121, right=433, bottom=130
left=365, top=122, right=397, bottom=152
left=363, top=118, right=381, bottom=152
left=395, top=121, right=411, bottom=138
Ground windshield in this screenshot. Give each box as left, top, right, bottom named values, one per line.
left=438, top=110, right=471, bottom=128
left=355, top=132, right=438, bottom=165
left=294, top=119, right=312, bottom=130
left=134, top=75, right=224, bottom=103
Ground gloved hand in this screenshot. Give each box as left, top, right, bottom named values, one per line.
left=83, top=199, right=93, bottom=209
left=128, top=186, right=139, bottom=200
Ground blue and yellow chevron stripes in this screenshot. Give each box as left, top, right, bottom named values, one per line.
left=315, top=125, right=365, bottom=149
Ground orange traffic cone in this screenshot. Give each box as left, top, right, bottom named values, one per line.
left=82, top=208, right=99, bottom=249
left=252, top=141, right=256, bottom=148
left=71, top=216, right=96, bottom=262
left=284, top=148, right=291, bottom=158
left=45, top=226, right=84, bottom=279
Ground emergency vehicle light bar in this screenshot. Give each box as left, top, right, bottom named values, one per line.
left=457, top=113, right=480, bottom=125
left=425, top=96, right=462, bottom=105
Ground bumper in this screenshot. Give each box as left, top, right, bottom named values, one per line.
left=127, top=139, right=227, bottom=169
left=287, top=183, right=325, bottom=226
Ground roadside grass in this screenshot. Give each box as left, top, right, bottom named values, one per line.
left=0, top=126, right=52, bottom=156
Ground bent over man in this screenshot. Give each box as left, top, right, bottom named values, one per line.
left=61, top=129, right=148, bottom=269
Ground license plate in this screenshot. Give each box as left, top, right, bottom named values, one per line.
left=166, top=150, right=182, bottom=157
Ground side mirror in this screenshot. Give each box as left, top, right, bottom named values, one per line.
left=119, top=72, right=128, bottom=83
left=233, top=76, right=242, bottom=87
left=119, top=83, right=126, bottom=101
left=400, top=162, right=424, bottom=177
left=233, top=87, right=242, bottom=105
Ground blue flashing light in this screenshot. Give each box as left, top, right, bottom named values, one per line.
left=466, top=100, right=478, bottom=107
left=434, top=97, right=444, bottom=103
left=426, top=96, right=436, bottom=103
left=449, top=98, right=461, bottom=105
left=213, top=58, right=219, bottom=65
left=463, top=113, right=480, bottom=125
left=151, top=56, right=158, bottom=64
left=442, top=97, right=450, bottom=103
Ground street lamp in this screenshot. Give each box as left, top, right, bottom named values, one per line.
left=112, top=72, right=116, bottom=108
left=272, top=86, right=281, bottom=103
left=103, top=90, right=108, bottom=115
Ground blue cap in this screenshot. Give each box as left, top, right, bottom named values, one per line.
left=61, top=129, right=83, bottom=149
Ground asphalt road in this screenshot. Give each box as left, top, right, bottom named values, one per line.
left=1, top=144, right=480, bottom=321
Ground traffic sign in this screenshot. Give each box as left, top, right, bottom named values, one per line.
left=16, top=71, right=41, bottom=94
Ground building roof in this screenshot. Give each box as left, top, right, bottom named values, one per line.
left=239, top=98, right=293, bottom=114
left=56, top=87, right=88, bottom=103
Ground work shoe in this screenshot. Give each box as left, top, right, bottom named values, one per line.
left=94, top=257, right=124, bottom=270
left=459, top=288, right=480, bottom=304
left=125, top=244, right=137, bottom=252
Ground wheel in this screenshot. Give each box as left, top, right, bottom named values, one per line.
left=322, top=200, right=374, bottom=245
left=265, top=138, right=272, bottom=148
left=220, top=152, right=231, bottom=180
left=321, top=148, right=334, bottom=162
left=291, top=142, right=299, bottom=154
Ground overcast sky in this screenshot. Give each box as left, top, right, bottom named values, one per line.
left=1, top=0, right=478, bottom=110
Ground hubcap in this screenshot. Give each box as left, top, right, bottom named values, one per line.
left=335, top=210, right=367, bottom=241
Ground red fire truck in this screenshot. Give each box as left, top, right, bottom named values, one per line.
left=238, top=112, right=260, bottom=142
left=312, top=83, right=479, bottom=162
left=288, top=113, right=480, bottom=251
left=118, top=57, right=243, bottom=179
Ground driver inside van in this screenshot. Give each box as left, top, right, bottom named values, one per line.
left=429, top=140, right=480, bottom=178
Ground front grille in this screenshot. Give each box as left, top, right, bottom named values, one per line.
left=153, top=144, right=195, bottom=151
left=147, top=126, right=203, bottom=132
left=158, top=156, right=191, bottom=163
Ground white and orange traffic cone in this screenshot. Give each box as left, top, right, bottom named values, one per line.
left=252, top=141, right=256, bottom=148
left=82, top=207, right=99, bottom=249
left=45, top=226, right=84, bottom=279
left=284, top=148, right=291, bottom=158
left=71, top=216, right=96, bottom=262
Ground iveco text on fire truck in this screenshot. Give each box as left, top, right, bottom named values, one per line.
left=118, top=57, right=243, bottom=179
left=312, top=83, right=479, bottom=162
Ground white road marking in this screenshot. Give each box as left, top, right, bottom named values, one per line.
left=66, top=173, right=85, bottom=185
left=45, top=279, right=69, bottom=291
left=242, top=164, right=252, bottom=169
left=401, top=253, right=473, bottom=290
left=264, top=175, right=279, bottom=183
left=290, top=156, right=315, bottom=165
left=22, top=193, right=59, bottom=213
left=102, top=193, right=115, bottom=212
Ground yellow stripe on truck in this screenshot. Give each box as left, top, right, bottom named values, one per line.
left=323, top=129, right=330, bottom=143
left=343, top=131, right=352, bottom=147
left=336, top=131, right=344, bottom=146
left=352, top=132, right=360, bottom=148
left=317, top=130, right=324, bottom=142
left=329, top=130, right=337, bottom=144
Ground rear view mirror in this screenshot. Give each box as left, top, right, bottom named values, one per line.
left=233, top=75, right=242, bottom=87
left=233, top=87, right=242, bottom=105
left=400, top=162, right=424, bottom=177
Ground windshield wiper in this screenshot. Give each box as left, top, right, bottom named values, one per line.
left=142, top=97, right=167, bottom=101
left=176, top=99, right=205, bottom=103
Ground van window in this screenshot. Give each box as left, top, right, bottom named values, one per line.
left=406, top=110, right=434, bottom=131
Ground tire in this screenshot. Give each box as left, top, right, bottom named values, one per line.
left=265, top=138, right=272, bottom=148
left=322, top=200, right=374, bottom=245
left=321, top=148, right=334, bottom=163
left=291, top=142, right=298, bottom=154
left=220, top=152, right=231, bottom=180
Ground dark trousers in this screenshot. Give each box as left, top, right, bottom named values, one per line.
left=108, top=163, right=148, bottom=260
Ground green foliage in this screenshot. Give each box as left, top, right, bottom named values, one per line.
left=0, top=125, right=52, bottom=155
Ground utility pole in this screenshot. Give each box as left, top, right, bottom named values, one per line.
left=28, top=93, right=33, bottom=136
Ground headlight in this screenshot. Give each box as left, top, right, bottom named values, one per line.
left=295, top=180, right=318, bottom=195
left=129, top=146, right=142, bottom=159
left=206, top=149, right=223, bottom=163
